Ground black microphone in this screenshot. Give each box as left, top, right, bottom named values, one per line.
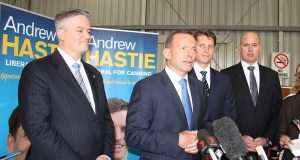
left=212, top=117, right=247, bottom=160
left=197, top=129, right=220, bottom=160
left=0, top=151, right=22, bottom=160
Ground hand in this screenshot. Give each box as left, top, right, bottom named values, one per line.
left=96, top=155, right=109, bottom=160
left=178, top=130, right=198, bottom=153
left=279, top=134, right=293, bottom=149
left=254, top=137, right=268, bottom=147
left=184, top=138, right=199, bottom=154
left=242, top=135, right=256, bottom=152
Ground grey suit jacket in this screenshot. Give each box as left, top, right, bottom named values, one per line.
left=19, top=49, right=114, bottom=160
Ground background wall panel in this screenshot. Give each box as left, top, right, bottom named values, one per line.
left=1, top=0, right=299, bottom=86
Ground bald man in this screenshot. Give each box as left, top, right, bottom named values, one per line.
left=221, top=32, right=282, bottom=158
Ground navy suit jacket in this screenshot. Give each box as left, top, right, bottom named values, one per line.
left=221, top=63, right=282, bottom=143
left=19, top=50, right=114, bottom=160
left=189, top=68, right=236, bottom=133
left=125, top=70, right=209, bottom=160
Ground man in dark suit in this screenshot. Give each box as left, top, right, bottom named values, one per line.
left=189, top=30, right=236, bottom=133
left=18, top=9, right=114, bottom=160
left=221, top=32, right=282, bottom=157
left=125, top=30, right=209, bottom=160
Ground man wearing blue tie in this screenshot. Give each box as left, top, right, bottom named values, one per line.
left=126, top=30, right=209, bottom=160
left=19, top=9, right=114, bottom=160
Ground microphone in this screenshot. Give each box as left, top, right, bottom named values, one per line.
left=212, top=117, right=247, bottom=160
left=292, top=118, right=300, bottom=130
left=0, top=151, right=22, bottom=160
left=256, top=145, right=268, bottom=160
left=197, top=129, right=219, bottom=160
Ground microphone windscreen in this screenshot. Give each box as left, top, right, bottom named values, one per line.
left=212, top=117, right=247, bottom=160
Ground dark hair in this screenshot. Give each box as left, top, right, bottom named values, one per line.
left=108, top=98, right=128, bottom=113
left=194, top=29, right=217, bottom=47
left=55, top=8, right=91, bottom=30
left=8, top=106, right=21, bottom=138
left=165, top=30, right=193, bottom=48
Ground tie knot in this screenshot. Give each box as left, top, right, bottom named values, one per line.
left=179, top=79, right=187, bottom=87
left=72, top=63, right=80, bottom=71
left=200, top=71, right=207, bottom=77
left=247, top=66, right=255, bottom=71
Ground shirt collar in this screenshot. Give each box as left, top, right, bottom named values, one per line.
left=194, top=63, right=210, bottom=73
left=165, top=65, right=188, bottom=82
left=58, top=47, right=81, bottom=67
left=241, top=60, right=259, bottom=69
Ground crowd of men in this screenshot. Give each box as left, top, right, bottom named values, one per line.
left=6, top=7, right=300, bottom=160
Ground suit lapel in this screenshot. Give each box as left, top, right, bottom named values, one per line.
left=50, top=50, right=96, bottom=116
left=188, top=77, right=201, bottom=129
left=50, top=50, right=82, bottom=94
left=256, top=65, right=265, bottom=107
left=161, top=70, right=190, bottom=128
left=236, top=63, right=256, bottom=106
left=210, top=68, right=217, bottom=106
left=82, top=62, right=99, bottom=115
left=188, top=68, right=197, bottom=78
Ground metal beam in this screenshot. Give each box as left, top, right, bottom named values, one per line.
left=93, top=25, right=300, bottom=32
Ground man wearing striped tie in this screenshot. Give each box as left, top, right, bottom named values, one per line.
left=189, top=30, right=236, bottom=134
left=18, top=9, right=114, bottom=160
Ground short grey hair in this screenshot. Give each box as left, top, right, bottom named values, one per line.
left=55, top=8, right=91, bottom=30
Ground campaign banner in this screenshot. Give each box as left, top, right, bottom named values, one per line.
left=87, top=28, right=158, bottom=100
left=0, top=3, right=158, bottom=159
left=0, top=3, right=57, bottom=156
left=86, top=28, right=158, bottom=159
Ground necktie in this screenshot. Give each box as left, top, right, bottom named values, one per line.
left=247, top=66, right=258, bottom=105
left=72, top=63, right=91, bottom=103
left=179, top=79, right=193, bottom=129
left=200, top=71, right=210, bottom=97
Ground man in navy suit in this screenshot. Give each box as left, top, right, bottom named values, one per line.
left=221, top=32, right=282, bottom=158
left=189, top=30, right=236, bottom=133
left=126, top=30, right=209, bottom=160
left=18, top=9, right=114, bottom=160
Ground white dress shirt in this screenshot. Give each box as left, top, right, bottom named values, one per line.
left=165, top=66, right=193, bottom=111
left=241, top=60, right=260, bottom=93
left=58, top=47, right=96, bottom=113
left=193, top=63, right=211, bottom=88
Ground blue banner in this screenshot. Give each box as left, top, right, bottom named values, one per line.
left=87, top=28, right=158, bottom=100
left=0, top=3, right=158, bottom=159
left=0, top=3, right=57, bottom=156
left=87, top=28, right=158, bottom=159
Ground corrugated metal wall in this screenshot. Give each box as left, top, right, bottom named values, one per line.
left=1, top=0, right=299, bottom=86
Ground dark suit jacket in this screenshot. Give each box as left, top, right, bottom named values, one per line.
left=221, top=63, right=282, bottom=144
left=125, top=70, right=209, bottom=160
left=278, top=94, right=300, bottom=160
left=189, top=68, right=236, bottom=133
left=19, top=49, right=114, bottom=160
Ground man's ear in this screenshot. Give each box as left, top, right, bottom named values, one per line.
left=163, top=48, right=171, bottom=60
left=56, top=28, right=65, bottom=41
left=7, top=134, right=15, bottom=152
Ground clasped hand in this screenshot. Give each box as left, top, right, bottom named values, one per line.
left=178, top=130, right=199, bottom=154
